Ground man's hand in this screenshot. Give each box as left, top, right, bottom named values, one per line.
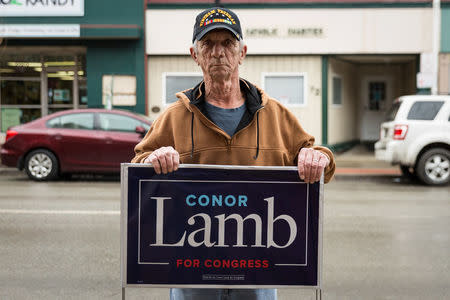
left=297, top=148, right=329, bottom=183
left=143, top=146, right=180, bottom=174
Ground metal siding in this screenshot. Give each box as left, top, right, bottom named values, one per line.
left=241, top=56, right=322, bottom=142
left=148, top=56, right=199, bottom=120
left=147, top=55, right=323, bottom=141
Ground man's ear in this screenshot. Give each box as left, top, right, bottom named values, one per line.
left=239, top=45, right=247, bottom=65
left=190, top=47, right=199, bottom=65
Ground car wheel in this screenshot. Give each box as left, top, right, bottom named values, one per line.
left=416, top=148, right=450, bottom=186
left=25, top=149, right=59, bottom=181
left=400, top=165, right=416, bottom=179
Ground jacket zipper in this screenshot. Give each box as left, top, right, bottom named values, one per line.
left=232, top=106, right=265, bottom=140
left=225, top=106, right=264, bottom=152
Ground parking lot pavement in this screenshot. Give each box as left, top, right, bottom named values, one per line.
left=0, top=166, right=449, bottom=299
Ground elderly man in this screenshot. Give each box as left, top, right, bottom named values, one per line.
left=132, top=7, right=335, bottom=300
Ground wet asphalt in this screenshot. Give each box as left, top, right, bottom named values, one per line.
left=0, top=168, right=448, bottom=300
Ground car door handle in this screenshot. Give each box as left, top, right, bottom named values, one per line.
left=53, top=134, right=62, bottom=141
left=105, top=137, right=113, bottom=144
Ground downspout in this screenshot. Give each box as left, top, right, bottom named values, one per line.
left=321, top=56, right=328, bottom=146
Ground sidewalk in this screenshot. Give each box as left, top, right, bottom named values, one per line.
left=334, top=144, right=401, bottom=176
left=0, top=143, right=401, bottom=176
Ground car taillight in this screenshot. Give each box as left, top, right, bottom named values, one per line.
left=393, top=125, right=408, bottom=140
left=5, top=129, right=18, bottom=142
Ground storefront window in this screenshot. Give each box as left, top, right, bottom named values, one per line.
left=48, top=77, right=73, bottom=105
left=1, top=108, right=41, bottom=131
left=0, top=55, right=42, bottom=78
left=79, top=78, right=87, bottom=105
left=0, top=50, right=87, bottom=132
left=1, top=80, right=40, bottom=105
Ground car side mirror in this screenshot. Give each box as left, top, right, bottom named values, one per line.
left=135, top=126, right=146, bottom=137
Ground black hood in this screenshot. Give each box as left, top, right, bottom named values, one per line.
left=183, top=78, right=263, bottom=132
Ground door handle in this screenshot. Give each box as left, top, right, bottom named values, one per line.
left=53, top=134, right=62, bottom=141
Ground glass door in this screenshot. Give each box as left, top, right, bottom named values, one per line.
left=0, top=51, right=86, bottom=132
left=46, top=66, right=76, bottom=114
left=0, top=56, right=42, bottom=132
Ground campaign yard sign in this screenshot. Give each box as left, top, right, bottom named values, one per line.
left=121, top=164, right=323, bottom=288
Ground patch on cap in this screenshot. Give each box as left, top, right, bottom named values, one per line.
left=192, top=7, right=242, bottom=43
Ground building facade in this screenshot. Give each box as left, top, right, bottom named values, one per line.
left=440, top=0, right=450, bottom=94
left=2, top=0, right=447, bottom=151
left=146, top=0, right=435, bottom=149
left=0, top=0, right=146, bottom=133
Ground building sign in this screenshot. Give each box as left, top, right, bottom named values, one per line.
left=0, top=0, right=84, bottom=16
left=246, top=27, right=324, bottom=38
left=0, top=24, right=80, bottom=37
left=121, top=164, right=323, bottom=288
left=102, top=75, right=137, bottom=107
left=146, top=9, right=432, bottom=55
left=53, top=89, right=71, bottom=102
left=417, top=72, right=433, bottom=89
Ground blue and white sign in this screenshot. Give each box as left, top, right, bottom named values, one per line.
left=0, top=24, right=80, bottom=38
left=121, top=164, right=323, bottom=288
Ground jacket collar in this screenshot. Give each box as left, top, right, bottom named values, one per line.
left=182, top=78, right=264, bottom=114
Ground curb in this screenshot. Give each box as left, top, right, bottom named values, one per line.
left=0, top=167, right=19, bottom=173
left=0, top=167, right=401, bottom=177
left=335, top=168, right=401, bottom=176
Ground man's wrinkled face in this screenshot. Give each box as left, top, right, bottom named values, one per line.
left=191, top=29, right=246, bottom=81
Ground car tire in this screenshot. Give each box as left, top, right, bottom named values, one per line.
left=416, top=148, right=450, bottom=186
left=400, top=165, right=417, bottom=180
left=24, top=149, right=59, bottom=181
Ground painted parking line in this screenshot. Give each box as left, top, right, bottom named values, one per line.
left=0, top=209, right=120, bottom=215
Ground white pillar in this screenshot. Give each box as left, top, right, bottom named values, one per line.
left=432, top=0, right=441, bottom=95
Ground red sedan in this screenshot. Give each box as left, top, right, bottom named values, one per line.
left=1, top=109, right=152, bottom=181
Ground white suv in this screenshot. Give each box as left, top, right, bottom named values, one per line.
left=375, top=95, right=450, bottom=185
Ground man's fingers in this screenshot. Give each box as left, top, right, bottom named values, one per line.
left=309, top=152, right=320, bottom=183
left=305, top=149, right=312, bottom=183
left=312, top=155, right=324, bottom=182
left=145, top=147, right=180, bottom=174
left=156, top=150, right=168, bottom=174
left=148, top=153, right=162, bottom=174
left=298, top=149, right=330, bottom=183
left=173, top=152, right=180, bottom=171
left=297, top=148, right=306, bottom=180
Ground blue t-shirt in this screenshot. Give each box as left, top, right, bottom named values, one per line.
left=204, top=101, right=246, bottom=137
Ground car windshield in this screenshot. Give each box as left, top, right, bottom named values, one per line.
left=385, top=101, right=401, bottom=122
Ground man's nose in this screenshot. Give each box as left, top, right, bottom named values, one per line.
left=211, top=44, right=225, bottom=57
